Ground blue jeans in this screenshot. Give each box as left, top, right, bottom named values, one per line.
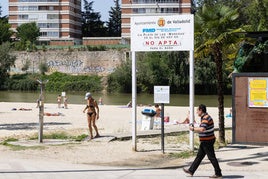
left=189, top=139, right=222, bottom=176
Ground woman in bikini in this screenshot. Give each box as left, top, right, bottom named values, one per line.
left=83, top=92, right=100, bottom=140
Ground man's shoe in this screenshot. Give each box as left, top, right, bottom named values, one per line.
left=183, top=168, right=193, bottom=176
left=209, top=174, right=222, bottom=178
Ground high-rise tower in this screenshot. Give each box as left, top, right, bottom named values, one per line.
left=8, top=0, right=82, bottom=44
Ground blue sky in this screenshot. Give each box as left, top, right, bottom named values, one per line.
left=0, top=0, right=118, bottom=21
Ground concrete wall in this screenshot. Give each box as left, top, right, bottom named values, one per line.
left=11, top=50, right=127, bottom=76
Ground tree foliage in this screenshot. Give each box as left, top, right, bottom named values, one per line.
left=107, top=52, right=191, bottom=94
left=82, top=0, right=107, bottom=37
left=107, top=58, right=132, bottom=93
left=0, top=18, right=13, bottom=44
left=16, top=22, right=40, bottom=51
left=16, top=22, right=40, bottom=44
left=107, top=0, right=121, bottom=37
left=0, top=43, right=16, bottom=89
left=0, top=5, right=2, bottom=17
left=194, top=2, right=241, bottom=144
left=6, top=72, right=103, bottom=92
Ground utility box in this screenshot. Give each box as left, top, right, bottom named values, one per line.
left=141, top=109, right=156, bottom=130
left=232, top=73, right=268, bottom=144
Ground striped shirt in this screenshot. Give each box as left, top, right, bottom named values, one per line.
left=199, top=113, right=215, bottom=141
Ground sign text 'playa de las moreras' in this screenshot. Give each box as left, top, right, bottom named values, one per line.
left=131, top=15, right=194, bottom=52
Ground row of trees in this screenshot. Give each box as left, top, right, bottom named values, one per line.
left=82, top=0, right=121, bottom=37
left=107, top=51, right=226, bottom=94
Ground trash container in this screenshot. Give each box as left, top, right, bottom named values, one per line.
left=141, top=109, right=156, bottom=130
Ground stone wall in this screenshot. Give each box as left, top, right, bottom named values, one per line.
left=11, top=50, right=127, bottom=76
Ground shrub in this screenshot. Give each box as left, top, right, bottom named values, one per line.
left=5, top=72, right=103, bottom=92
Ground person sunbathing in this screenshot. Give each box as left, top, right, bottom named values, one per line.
left=12, top=108, right=32, bottom=111
left=176, top=111, right=196, bottom=124
left=44, top=112, right=63, bottom=116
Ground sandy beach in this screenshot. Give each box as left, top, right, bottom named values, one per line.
left=0, top=102, right=233, bottom=167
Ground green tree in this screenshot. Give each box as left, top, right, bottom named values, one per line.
left=107, top=0, right=121, bottom=37
left=39, top=62, right=49, bottom=75
left=137, top=52, right=170, bottom=93
left=165, top=51, right=189, bottom=93
left=0, top=43, right=16, bottom=89
left=16, top=22, right=40, bottom=44
left=136, top=52, right=190, bottom=94
left=0, top=18, right=13, bottom=44
left=195, top=3, right=240, bottom=144
left=16, top=22, right=40, bottom=50
left=194, top=57, right=217, bottom=94
left=107, top=59, right=132, bottom=93
left=21, top=59, right=31, bottom=72
left=242, top=0, right=268, bottom=31
left=0, top=5, right=2, bottom=17
left=82, top=0, right=107, bottom=37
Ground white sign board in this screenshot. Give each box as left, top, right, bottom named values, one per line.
left=131, top=15, right=194, bottom=52
left=154, top=86, right=170, bottom=104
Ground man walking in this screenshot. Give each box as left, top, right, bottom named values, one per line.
left=183, top=104, right=222, bottom=178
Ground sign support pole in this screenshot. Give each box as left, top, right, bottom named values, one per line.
left=161, top=103, right=165, bottom=154
left=132, top=51, right=137, bottom=151
left=189, top=50, right=195, bottom=151
left=130, top=14, right=194, bottom=152
left=37, top=79, right=48, bottom=143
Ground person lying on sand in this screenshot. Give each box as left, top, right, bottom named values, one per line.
left=12, top=108, right=32, bottom=111
left=44, top=112, right=64, bottom=116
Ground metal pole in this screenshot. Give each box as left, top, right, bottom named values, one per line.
left=161, top=103, right=165, bottom=154
left=37, top=79, right=48, bottom=143
left=189, top=50, right=195, bottom=151
left=38, top=83, right=44, bottom=143
left=132, top=51, right=137, bottom=151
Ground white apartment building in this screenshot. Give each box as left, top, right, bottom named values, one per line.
left=8, top=0, right=82, bottom=44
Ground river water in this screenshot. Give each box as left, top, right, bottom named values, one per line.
left=0, top=91, right=232, bottom=107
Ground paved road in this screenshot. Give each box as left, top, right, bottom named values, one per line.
left=0, top=143, right=267, bottom=179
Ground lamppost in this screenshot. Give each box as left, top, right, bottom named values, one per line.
left=36, top=79, right=48, bottom=143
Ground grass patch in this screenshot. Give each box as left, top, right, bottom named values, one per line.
left=1, top=137, right=18, bottom=145
left=29, top=132, right=70, bottom=140
left=74, top=134, right=88, bottom=142
left=29, top=132, right=88, bottom=142
left=1, top=138, right=45, bottom=151
left=0, top=132, right=88, bottom=151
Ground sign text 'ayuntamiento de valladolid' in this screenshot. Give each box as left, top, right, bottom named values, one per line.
left=131, top=15, right=194, bottom=52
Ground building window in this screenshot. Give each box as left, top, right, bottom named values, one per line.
left=38, top=23, right=59, bottom=28
left=29, top=14, right=38, bottom=20
left=133, top=8, right=179, bottom=14
left=39, top=6, right=47, bottom=10
left=132, top=0, right=179, bottom=3
left=18, top=15, right=29, bottom=20
left=18, top=6, right=38, bottom=11
left=47, top=14, right=59, bottom=19
left=40, top=31, right=59, bottom=37
left=47, top=31, right=59, bottom=37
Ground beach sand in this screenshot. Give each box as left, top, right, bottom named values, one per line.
left=0, top=102, right=232, bottom=167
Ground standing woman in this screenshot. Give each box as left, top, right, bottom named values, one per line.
left=83, top=92, right=100, bottom=140
left=57, top=95, right=62, bottom=108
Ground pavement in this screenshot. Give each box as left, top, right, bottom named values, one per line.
left=1, top=131, right=268, bottom=179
